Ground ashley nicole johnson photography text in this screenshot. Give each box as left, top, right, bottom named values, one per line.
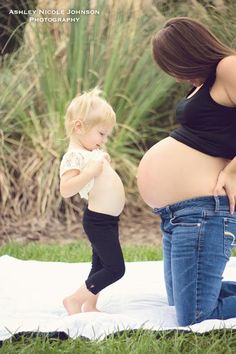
left=8, top=8, right=100, bottom=23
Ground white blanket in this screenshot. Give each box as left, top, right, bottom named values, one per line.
left=1, top=255, right=236, bottom=341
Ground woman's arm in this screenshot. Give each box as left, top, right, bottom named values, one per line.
left=214, top=55, right=236, bottom=213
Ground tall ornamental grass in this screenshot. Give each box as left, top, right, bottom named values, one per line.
left=0, top=0, right=236, bottom=226
left=0, top=0, right=173, bottom=223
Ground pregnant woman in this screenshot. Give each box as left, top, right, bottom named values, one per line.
left=137, top=17, right=236, bottom=326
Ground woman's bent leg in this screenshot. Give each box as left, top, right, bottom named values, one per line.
left=171, top=211, right=236, bottom=326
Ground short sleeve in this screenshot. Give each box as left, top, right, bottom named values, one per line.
left=59, top=151, right=84, bottom=178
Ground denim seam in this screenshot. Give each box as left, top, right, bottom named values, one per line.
left=195, top=219, right=205, bottom=323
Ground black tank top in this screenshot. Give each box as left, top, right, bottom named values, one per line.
left=170, top=71, right=236, bottom=159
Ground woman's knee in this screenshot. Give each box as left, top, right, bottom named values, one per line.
left=177, top=312, right=199, bottom=327
left=176, top=307, right=207, bottom=327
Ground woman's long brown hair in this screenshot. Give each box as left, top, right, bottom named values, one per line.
left=152, top=17, right=235, bottom=80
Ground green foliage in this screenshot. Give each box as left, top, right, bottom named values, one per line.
left=0, top=241, right=163, bottom=262
left=1, top=240, right=235, bottom=262
left=1, top=0, right=236, bottom=221
left=1, top=319, right=236, bottom=353
left=0, top=0, right=173, bottom=220
left=0, top=308, right=236, bottom=354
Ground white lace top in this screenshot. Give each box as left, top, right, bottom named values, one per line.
left=59, top=148, right=105, bottom=200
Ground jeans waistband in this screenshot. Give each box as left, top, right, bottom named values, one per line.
left=153, top=196, right=230, bottom=217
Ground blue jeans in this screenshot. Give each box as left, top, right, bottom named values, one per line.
left=154, top=196, right=236, bottom=326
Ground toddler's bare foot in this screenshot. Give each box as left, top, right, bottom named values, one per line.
left=82, top=301, right=101, bottom=313
left=63, top=295, right=82, bottom=315
left=63, top=285, right=100, bottom=315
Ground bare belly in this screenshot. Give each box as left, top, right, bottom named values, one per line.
left=88, top=160, right=125, bottom=216
left=137, top=137, right=229, bottom=208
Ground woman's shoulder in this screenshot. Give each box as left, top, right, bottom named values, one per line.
left=216, top=55, right=236, bottom=105
left=216, top=55, right=236, bottom=75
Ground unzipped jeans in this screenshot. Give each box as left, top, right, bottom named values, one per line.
left=154, top=196, right=236, bottom=326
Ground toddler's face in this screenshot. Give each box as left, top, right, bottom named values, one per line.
left=78, top=123, right=113, bottom=151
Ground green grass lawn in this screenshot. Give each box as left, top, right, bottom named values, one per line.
left=1, top=241, right=236, bottom=354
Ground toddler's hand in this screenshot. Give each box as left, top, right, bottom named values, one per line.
left=103, top=153, right=111, bottom=163
left=84, top=160, right=104, bottom=178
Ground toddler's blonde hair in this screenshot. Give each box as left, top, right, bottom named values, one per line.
left=65, top=87, right=116, bottom=138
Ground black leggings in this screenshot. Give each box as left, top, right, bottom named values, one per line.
left=82, top=207, right=125, bottom=295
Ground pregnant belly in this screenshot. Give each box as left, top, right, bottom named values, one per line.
left=89, top=160, right=125, bottom=216
left=137, top=137, right=229, bottom=208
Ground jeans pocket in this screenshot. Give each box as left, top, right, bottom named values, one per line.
left=170, top=215, right=201, bottom=227
left=223, top=218, right=236, bottom=258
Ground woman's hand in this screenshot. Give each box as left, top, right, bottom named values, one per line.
left=214, top=169, right=236, bottom=214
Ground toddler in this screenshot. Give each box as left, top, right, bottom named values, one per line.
left=59, top=88, right=126, bottom=315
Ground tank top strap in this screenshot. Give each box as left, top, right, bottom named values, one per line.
left=204, top=66, right=217, bottom=87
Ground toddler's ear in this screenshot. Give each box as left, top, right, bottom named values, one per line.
left=74, top=120, right=84, bottom=134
